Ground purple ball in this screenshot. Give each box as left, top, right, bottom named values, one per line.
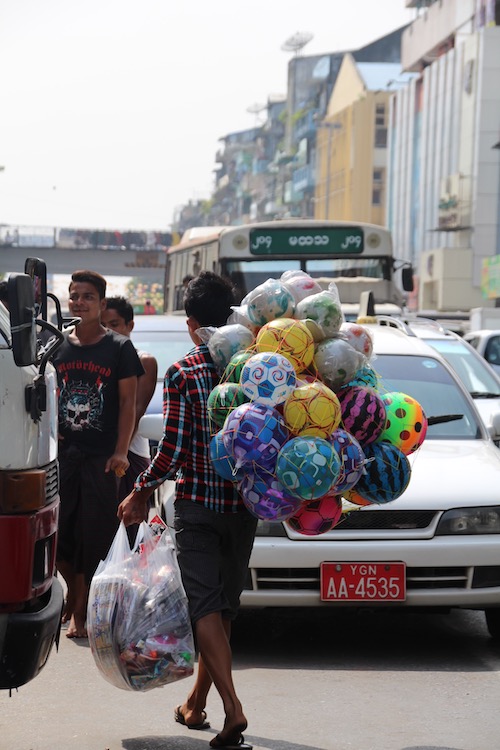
left=337, top=386, right=387, bottom=445
left=239, top=467, right=303, bottom=521
left=222, top=402, right=289, bottom=469
left=328, top=428, right=365, bottom=493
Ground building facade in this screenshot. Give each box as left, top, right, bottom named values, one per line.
left=389, top=0, right=500, bottom=311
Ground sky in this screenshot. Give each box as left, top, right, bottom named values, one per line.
left=0, top=0, right=415, bottom=232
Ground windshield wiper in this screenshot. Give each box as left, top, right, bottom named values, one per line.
left=469, top=391, right=500, bottom=399
left=427, top=414, right=464, bottom=425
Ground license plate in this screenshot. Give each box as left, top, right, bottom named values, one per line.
left=320, top=562, right=406, bottom=602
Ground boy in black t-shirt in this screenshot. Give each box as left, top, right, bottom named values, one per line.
left=53, top=270, right=143, bottom=638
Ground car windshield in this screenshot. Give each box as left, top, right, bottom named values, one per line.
left=131, top=330, right=192, bottom=379
left=374, top=353, right=482, bottom=440
left=424, top=338, right=500, bottom=396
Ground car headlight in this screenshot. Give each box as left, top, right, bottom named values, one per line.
left=255, top=520, right=288, bottom=537
left=436, top=507, right=500, bottom=535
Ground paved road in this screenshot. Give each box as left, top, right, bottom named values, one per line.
left=1, top=607, right=500, bottom=750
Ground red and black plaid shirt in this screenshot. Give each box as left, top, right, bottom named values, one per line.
left=135, top=344, right=243, bottom=513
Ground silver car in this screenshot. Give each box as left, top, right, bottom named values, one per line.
left=464, top=329, right=500, bottom=375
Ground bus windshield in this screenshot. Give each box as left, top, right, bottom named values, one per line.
left=223, top=257, right=389, bottom=301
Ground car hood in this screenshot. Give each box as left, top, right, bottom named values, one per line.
left=374, top=439, right=500, bottom=510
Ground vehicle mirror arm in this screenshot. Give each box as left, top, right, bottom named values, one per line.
left=47, top=292, right=80, bottom=331
left=35, top=318, right=64, bottom=377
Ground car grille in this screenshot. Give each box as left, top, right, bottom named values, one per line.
left=45, top=461, right=59, bottom=504
left=244, top=566, right=500, bottom=592
left=334, top=510, right=437, bottom=531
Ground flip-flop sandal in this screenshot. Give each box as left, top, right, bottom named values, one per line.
left=209, top=733, right=253, bottom=749
left=174, top=705, right=210, bottom=730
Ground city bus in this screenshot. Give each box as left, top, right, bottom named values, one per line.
left=164, top=220, right=413, bottom=318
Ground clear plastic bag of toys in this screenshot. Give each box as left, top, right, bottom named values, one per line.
left=87, top=521, right=195, bottom=692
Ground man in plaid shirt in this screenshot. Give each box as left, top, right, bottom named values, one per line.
left=118, top=272, right=256, bottom=750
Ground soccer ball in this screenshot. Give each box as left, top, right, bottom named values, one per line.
left=245, top=279, right=295, bottom=326
left=208, top=324, right=255, bottom=371
left=346, top=363, right=379, bottom=389
left=377, top=391, right=428, bottom=455
left=240, top=352, right=296, bottom=407
left=339, top=322, right=374, bottom=358
left=283, top=381, right=341, bottom=438
left=295, top=290, right=343, bottom=338
left=280, top=270, right=322, bottom=304
left=314, top=337, right=365, bottom=391
left=222, top=351, right=254, bottom=384
left=276, top=436, right=341, bottom=501
left=207, top=383, right=249, bottom=428
left=286, top=493, right=343, bottom=536
left=256, top=318, right=315, bottom=372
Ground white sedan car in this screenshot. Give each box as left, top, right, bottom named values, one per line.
left=242, top=324, right=500, bottom=640
left=133, top=315, right=500, bottom=640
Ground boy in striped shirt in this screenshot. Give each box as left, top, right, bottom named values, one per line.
left=118, top=272, right=256, bottom=750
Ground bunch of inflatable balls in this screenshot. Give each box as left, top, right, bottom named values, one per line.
left=202, top=272, right=428, bottom=536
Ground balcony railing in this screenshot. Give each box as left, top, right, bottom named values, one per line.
left=293, top=109, right=320, bottom=141
left=292, top=164, right=315, bottom=193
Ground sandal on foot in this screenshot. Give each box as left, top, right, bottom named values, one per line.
left=209, top=734, right=252, bottom=749
left=174, top=705, right=210, bottom=730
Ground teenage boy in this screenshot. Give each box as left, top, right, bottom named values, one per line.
left=102, top=296, right=158, bottom=496
left=53, top=270, right=143, bottom=638
left=118, top=271, right=256, bottom=750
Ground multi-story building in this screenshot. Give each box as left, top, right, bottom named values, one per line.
left=179, top=26, right=408, bottom=229
left=314, top=55, right=415, bottom=224
left=282, top=26, right=407, bottom=219
left=208, top=96, right=287, bottom=226
left=388, top=0, right=500, bottom=312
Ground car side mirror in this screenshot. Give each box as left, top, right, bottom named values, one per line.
left=401, top=266, right=414, bottom=293
left=8, top=274, right=37, bottom=366
left=488, top=411, right=500, bottom=443
left=24, top=257, right=48, bottom=320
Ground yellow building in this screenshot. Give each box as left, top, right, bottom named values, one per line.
left=315, top=54, right=406, bottom=224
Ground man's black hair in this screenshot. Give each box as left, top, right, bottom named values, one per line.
left=70, top=269, right=107, bottom=300
left=105, top=296, right=134, bottom=324
left=184, top=271, right=235, bottom=327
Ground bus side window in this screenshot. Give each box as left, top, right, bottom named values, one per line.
left=174, top=285, right=184, bottom=312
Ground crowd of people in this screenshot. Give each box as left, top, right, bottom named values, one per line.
left=50, top=268, right=255, bottom=750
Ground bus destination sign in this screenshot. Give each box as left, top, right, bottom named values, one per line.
left=249, top=227, right=364, bottom=256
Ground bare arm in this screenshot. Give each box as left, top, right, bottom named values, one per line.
left=135, top=353, right=158, bottom=431
left=105, top=375, right=137, bottom=475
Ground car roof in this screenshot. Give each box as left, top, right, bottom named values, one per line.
left=361, top=320, right=447, bottom=358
